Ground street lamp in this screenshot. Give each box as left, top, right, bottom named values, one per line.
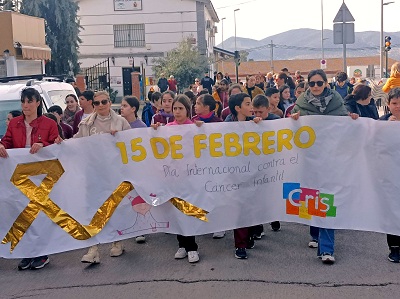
left=234, top=9, right=240, bottom=51
left=321, top=0, right=324, bottom=60
left=380, top=1, right=394, bottom=78
left=221, top=17, right=226, bottom=49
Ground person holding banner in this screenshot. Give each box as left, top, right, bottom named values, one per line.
left=0, top=88, right=61, bottom=270
left=225, top=92, right=262, bottom=259
left=74, top=91, right=131, bottom=264
left=192, top=93, right=225, bottom=239
left=379, top=87, right=400, bottom=263
left=153, top=94, right=200, bottom=263
left=291, top=69, right=358, bottom=264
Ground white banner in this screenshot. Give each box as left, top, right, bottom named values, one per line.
left=0, top=116, right=399, bottom=258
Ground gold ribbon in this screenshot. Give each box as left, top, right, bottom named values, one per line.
left=2, top=160, right=133, bottom=252
left=170, top=197, right=209, bottom=222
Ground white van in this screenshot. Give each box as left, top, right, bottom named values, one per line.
left=0, top=75, right=77, bottom=138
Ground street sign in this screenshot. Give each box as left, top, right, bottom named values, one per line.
left=333, top=3, right=355, bottom=23
left=320, top=59, right=327, bottom=70
left=333, top=23, right=355, bottom=44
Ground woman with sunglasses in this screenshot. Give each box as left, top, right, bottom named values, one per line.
left=62, top=94, right=81, bottom=127
left=291, top=69, right=358, bottom=265
left=0, top=88, right=61, bottom=270
left=74, top=91, right=130, bottom=264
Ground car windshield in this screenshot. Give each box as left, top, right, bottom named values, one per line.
left=46, top=90, right=69, bottom=111
left=0, top=100, right=21, bottom=138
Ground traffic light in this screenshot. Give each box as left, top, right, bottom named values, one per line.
left=385, top=36, right=391, bottom=52
left=234, top=50, right=240, bottom=66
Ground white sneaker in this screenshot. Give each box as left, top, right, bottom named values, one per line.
left=308, top=240, right=318, bottom=248
left=321, top=253, right=335, bottom=264
left=188, top=251, right=199, bottom=263
left=110, top=241, right=124, bottom=257
left=212, top=231, right=226, bottom=239
left=135, top=235, right=146, bottom=243
left=174, top=248, right=187, bottom=259
left=81, top=245, right=100, bottom=264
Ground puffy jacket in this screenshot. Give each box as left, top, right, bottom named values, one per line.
left=0, top=115, right=59, bottom=149
left=291, top=88, right=348, bottom=116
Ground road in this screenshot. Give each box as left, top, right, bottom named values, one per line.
left=0, top=222, right=398, bottom=299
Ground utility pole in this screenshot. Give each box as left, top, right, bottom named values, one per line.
left=270, top=40, right=274, bottom=73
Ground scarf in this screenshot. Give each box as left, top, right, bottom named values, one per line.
left=63, top=107, right=81, bottom=125
left=305, top=88, right=333, bottom=113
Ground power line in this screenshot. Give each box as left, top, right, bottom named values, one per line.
left=216, top=0, right=259, bottom=10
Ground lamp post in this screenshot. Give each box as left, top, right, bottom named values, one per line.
left=221, top=17, right=226, bottom=49
left=234, top=9, right=240, bottom=51
left=321, top=0, right=324, bottom=60
left=234, top=9, right=240, bottom=83
left=381, top=1, right=394, bottom=78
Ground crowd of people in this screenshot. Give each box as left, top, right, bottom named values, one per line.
left=1, top=63, right=400, bottom=270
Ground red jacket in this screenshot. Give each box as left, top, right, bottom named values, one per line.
left=0, top=115, right=59, bottom=149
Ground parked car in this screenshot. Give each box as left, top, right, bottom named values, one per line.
left=0, top=75, right=78, bottom=138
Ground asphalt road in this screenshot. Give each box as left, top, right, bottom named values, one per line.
left=0, top=222, right=399, bottom=299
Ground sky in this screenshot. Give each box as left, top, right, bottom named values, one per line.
left=212, top=0, right=400, bottom=43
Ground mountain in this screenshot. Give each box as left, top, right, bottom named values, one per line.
left=217, top=28, right=400, bottom=61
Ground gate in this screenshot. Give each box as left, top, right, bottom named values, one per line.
left=83, top=58, right=110, bottom=91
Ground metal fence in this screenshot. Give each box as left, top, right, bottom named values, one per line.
left=82, top=58, right=110, bottom=91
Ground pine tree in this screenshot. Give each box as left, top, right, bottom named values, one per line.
left=21, top=0, right=81, bottom=75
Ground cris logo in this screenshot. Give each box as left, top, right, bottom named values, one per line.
left=283, top=182, right=337, bottom=219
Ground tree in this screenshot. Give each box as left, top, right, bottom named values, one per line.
left=239, top=50, right=249, bottom=63
left=152, top=38, right=209, bottom=91
left=21, top=0, right=81, bottom=75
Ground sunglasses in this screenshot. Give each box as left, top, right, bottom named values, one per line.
left=93, top=99, right=109, bottom=106
left=308, top=81, right=324, bottom=87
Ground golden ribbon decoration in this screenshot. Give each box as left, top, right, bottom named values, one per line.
left=2, top=159, right=133, bottom=252
left=170, top=197, right=209, bottom=222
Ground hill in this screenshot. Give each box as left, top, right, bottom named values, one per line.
left=217, top=28, right=400, bottom=61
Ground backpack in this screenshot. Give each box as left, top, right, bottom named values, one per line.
left=142, top=102, right=154, bottom=127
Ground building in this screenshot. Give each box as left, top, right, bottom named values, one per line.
left=0, top=11, right=50, bottom=77
left=77, top=0, right=219, bottom=100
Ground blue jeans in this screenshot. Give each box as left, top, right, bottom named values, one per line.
left=310, top=226, right=335, bottom=256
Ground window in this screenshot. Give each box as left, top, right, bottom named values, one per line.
left=114, top=24, right=145, bottom=48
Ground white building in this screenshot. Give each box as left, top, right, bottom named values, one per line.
left=77, top=0, right=219, bottom=99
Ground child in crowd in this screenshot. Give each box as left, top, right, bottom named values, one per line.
left=252, top=94, right=281, bottom=120
left=285, top=82, right=308, bottom=117
left=225, top=92, right=261, bottom=259
left=192, top=94, right=225, bottom=239
left=265, top=87, right=283, bottom=118
left=142, top=91, right=162, bottom=127
left=120, top=95, right=147, bottom=243
left=5, top=110, right=22, bottom=128
left=344, top=84, right=379, bottom=119
left=153, top=95, right=199, bottom=263
left=252, top=94, right=281, bottom=235
left=221, top=84, right=243, bottom=121
left=151, top=91, right=175, bottom=125
left=184, top=90, right=197, bottom=118
left=379, top=87, right=400, bottom=263
left=291, top=69, right=358, bottom=264
left=120, top=96, right=147, bottom=129
left=278, top=84, right=294, bottom=115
